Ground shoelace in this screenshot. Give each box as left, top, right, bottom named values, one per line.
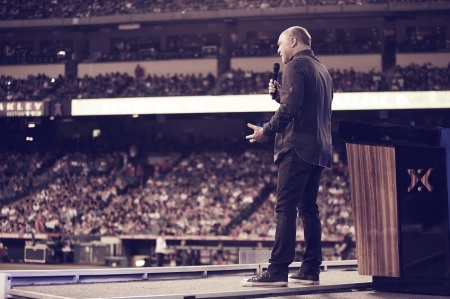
left=250, top=271, right=270, bottom=281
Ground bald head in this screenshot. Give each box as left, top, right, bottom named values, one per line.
left=284, top=26, right=311, bottom=48
left=277, top=26, right=312, bottom=64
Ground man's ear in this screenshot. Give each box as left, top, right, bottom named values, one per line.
left=290, top=36, right=298, bottom=48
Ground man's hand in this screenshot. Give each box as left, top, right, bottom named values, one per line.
left=268, top=79, right=281, bottom=102
left=246, top=123, right=268, bottom=143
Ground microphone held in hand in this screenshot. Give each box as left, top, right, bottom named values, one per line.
left=271, top=63, right=280, bottom=100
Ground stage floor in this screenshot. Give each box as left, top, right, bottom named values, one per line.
left=1, top=262, right=448, bottom=299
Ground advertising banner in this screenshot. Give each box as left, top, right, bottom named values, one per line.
left=0, top=101, right=48, bottom=117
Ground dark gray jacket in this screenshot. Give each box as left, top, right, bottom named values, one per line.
left=263, top=49, right=333, bottom=167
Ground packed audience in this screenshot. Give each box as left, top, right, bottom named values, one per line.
left=1, top=63, right=448, bottom=103
left=0, top=137, right=279, bottom=237
left=330, top=68, right=390, bottom=92
left=236, top=27, right=382, bottom=56
left=390, top=63, right=450, bottom=91
left=398, top=34, right=450, bottom=53
left=1, top=0, right=444, bottom=21
left=0, top=0, right=447, bottom=266
left=1, top=30, right=444, bottom=66
left=0, top=74, right=65, bottom=102
left=97, top=28, right=381, bottom=62
left=0, top=133, right=354, bottom=242
left=1, top=151, right=125, bottom=235
left=2, top=28, right=443, bottom=66
left=0, top=151, right=58, bottom=204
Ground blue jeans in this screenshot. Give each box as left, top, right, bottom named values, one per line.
left=268, top=149, right=323, bottom=278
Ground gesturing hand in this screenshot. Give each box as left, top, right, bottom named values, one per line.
left=246, top=123, right=268, bottom=143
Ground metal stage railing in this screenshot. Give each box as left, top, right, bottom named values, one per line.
left=1, top=260, right=371, bottom=299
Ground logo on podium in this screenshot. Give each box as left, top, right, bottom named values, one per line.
left=407, top=168, right=433, bottom=192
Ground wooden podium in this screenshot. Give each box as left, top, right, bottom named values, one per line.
left=339, top=121, right=450, bottom=295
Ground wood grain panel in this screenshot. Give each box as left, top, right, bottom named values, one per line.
left=346, top=143, right=400, bottom=277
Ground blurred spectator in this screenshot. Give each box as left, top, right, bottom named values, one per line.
left=134, top=64, right=145, bottom=80
left=334, top=224, right=354, bottom=260
left=0, top=241, right=10, bottom=262
left=155, top=230, right=167, bottom=267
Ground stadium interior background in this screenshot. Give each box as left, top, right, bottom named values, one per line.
left=0, top=0, right=449, bottom=268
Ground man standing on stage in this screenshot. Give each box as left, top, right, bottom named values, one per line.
left=155, top=230, right=167, bottom=267
left=242, top=26, right=333, bottom=287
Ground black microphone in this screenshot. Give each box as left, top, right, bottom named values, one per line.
left=271, top=63, right=280, bottom=100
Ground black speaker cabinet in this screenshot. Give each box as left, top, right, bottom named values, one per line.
left=24, top=244, right=48, bottom=263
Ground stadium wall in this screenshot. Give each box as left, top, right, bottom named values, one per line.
left=78, top=58, right=218, bottom=77
left=231, top=55, right=383, bottom=72
left=77, top=55, right=382, bottom=77
left=2, top=52, right=448, bottom=79
left=396, top=53, right=450, bottom=68
left=0, top=64, right=65, bottom=79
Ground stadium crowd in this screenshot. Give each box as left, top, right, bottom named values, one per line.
left=0, top=134, right=353, bottom=242
left=93, top=27, right=382, bottom=62
left=3, top=28, right=446, bottom=65
left=1, top=0, right=445, bottom=21
left=1, top=62, right=448, bottom=103
left=0, top=0, right=448, bottom=264
left=0, top=150, right=57, bottom=203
